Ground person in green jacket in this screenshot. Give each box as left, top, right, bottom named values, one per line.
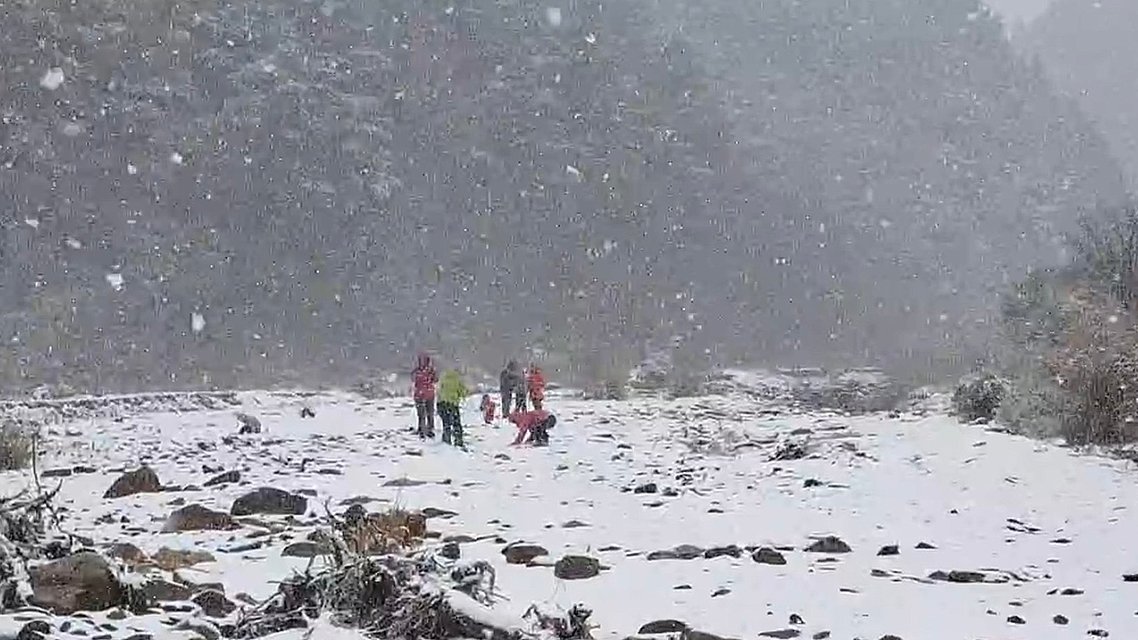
left=437, top=369, right=470, bottom=447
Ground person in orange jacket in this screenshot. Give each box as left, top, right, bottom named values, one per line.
left=526, top=365, right=546, bottom=410
left=508, top=409, right=556, bottom=446
left=480, top=394, right=497, bottom=425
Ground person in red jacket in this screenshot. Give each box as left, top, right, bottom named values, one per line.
left=411, top=352, right=438, bottom=439
left=526, top=365, right=547, bottom=410
left=480, top=394, right=497, bottom=425
left=508, top=409, right=556, bottom=446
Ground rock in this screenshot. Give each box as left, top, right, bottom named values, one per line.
left=1087, top=630, right=1109, bottom=637
left=638, top=620, right=687, bottom=634
left=230, top=487, right=307, bottom=516
left=877, top=544, right=899, bottom=556
left=162, top=504, right=238, bottom=533
left=703, top=545, right=743, bottom=559
left=752, top=547, right=787, bottom=565
left=1053, top=615, right=1069, bottom=625
left=502, top=544, right=549, bottom=565
left=106, top=543, right=147, bottom=565
left=281, top=541, right=332, bottom=558
left=421, top=507, right=458, bottom=519
left=440, top=542, right=461, bottom=560
left=28, top=552, right=125, bottom=614
left=236, top=413, right=261, bottom=434
left=634, top=482, right=658, bottom=494
left=929, top=570, right=986, bottom=583
left=176, top=619, right=222, bottom=640
left=16, top=620, right=51, bottom=640
left=879, top=636, right=902, bottom=640
left=647, top=544, right=704, bottom=561
left=553, top=555, right=601, bottom=580
left=152, top=548, right=216, bottom=571
left=384, top=478, right=429, bottom=487
left=142, top=579, right=194, bottom=602
left=42, top=468, right=72, bottom=478
left=103, top=467, right=162, bottom=499
left=802, top=478, right=823, bottom=488
left=759, top=631, right=800, bottom=639
left=300, top=406, right=316, bottom=418
left=789, top=614, right=804, bottom=625
left=1007, top=615, right=1026, bottom=625
left=804, top=536, right=851, bottom=553
left=915, top=541, right=936, bottom=549
left=203, top=471, right=240, bottom=487
left=192, top=590, right=236, bottom=618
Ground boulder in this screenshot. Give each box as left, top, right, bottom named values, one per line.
left=192, top=590, right=237, bottom=618
left=647, top=544, right=704, bottom=561
left=152, top=547, right=216, bottom=571
left=15, top=620, right=52, bottom=640
left=142, top=578, right=194, bottom=602
left=804, top=536, right=851, bottom=553
left=203, top=470, right=240, bottom=487
left=162, top=504, right=238, bottom=533
left=28, top=552, right=125, bottom=613
left=230, top=487, right=307, bottom=516
left=281, top=541, right=332, bottom=558
left=553, top=555, right=601, bottom=580
left=106, top=542, right=148, bottom=565
left=502, top=543, right=549, bottom=565
left=752, top=547, right=787, bottom=565
left=639, top=620, right=688, bottom=634
left=703, top=545, right=743, bottom=559
left=104, top=467, right=162, bottom=499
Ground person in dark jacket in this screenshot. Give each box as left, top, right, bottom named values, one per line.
left=499, top=360, right=527, bottom=415
left=412, top=353, right=438, bottom=439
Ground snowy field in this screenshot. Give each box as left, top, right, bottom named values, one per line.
left=2, top=384, right=1136, bottom=640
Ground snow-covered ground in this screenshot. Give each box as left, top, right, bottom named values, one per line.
left=3, top=385, right=1136, bottom=639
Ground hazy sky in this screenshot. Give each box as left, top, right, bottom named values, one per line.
left=986, top=0, right=1054, bottom=22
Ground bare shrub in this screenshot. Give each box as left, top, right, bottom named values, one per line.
left=1044, top=288, right=1138, bottom=446
left=999, top=202, right=1138, bottom=446
left=0, top=420, right=36, bottom=471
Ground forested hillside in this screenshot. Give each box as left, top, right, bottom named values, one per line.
left=0, top=0, right=1125, bottom=393
left=1019, top=0, right=1138, bottom=188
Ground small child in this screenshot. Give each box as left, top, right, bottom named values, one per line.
left=480, top=394, right=497, bottom=425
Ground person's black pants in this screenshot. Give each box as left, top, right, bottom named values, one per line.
left=529, top=415, right=556, bottom=446
left=438, top=402, right=464, bottom=447
left=415, top=399, right=435, bottom=438
left=500, top=388, right=527, bottom=415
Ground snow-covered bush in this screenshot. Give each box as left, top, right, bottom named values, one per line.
left=951, top=373, right=1006, bottom=423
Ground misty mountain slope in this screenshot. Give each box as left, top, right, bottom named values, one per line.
left=3, top=387, right=1137, bottom=639
left=1019, top=0, right=1138, bottom=188
left=655, top=0, right=1126, bottom=365
left=0, top=0, right=1126, bottom=393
